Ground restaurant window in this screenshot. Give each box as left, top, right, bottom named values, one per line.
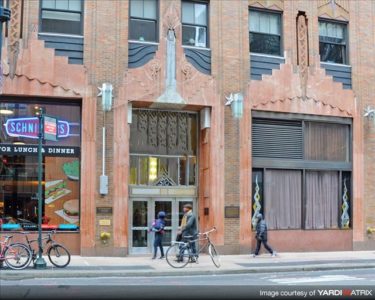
left=40, top=0, right=84, bottom=35
left=0, top=100, right=81, bottom=231
left=129, top=110, right=197, bottom=186
left=319, top=19, right=348, bottom=64
left=252, top=116, right=352, bottom=230
left=182, top=0, right=208, bottom=48
left=249, top=9, right=282, bottom=56
left=129, top=0, right=158, bottom=42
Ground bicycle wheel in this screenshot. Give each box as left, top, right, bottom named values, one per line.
left=166, top=243, right=190, bottom=269
left=208, top=243, right=221, bottom=268
left=4, top=243, right=32, bottom=270
left=48, top=244, right=71, bottom=268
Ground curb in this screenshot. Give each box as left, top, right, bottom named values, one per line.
left=1, top=263, right=375, bottom=280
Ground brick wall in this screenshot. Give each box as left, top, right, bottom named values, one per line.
left=12, top=0, right=375, bottom=254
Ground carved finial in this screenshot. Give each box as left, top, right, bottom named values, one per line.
left=163, top=1, right=180, bottom=39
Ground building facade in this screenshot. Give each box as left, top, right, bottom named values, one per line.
left=0, top=0, right=374, bottom=256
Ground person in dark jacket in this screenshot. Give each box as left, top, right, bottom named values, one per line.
left=151, top=211, right=166, bottom=259
left=178, top=204, right=198, bottom=259
left=253, top=213, right=276, bottom=257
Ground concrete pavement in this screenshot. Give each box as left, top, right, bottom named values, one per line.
left=1, top=251, right=374, bottom=279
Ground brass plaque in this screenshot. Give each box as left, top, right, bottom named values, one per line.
left=96, top=207, right=113, bottom=214
left=99, top=219, right=111, bottom=226
left=225, top=206, right=240, bottom=218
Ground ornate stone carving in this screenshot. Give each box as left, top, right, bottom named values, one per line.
left=167, top=113, right=178, bottom=151
left=7, top=0, right=23, bottom=79
left=149, top=60, right=161, bottom=81
left=178, top=113, right=188, bottom=151
left=318, top=0, right=349, bottom=20
left=148, top=111, right=158, bottom=147
left=162, top=0, right=181, bottom=38
left=297, top=14, right=308, bottom=99
left=318, top=0, right=349, bottom=12
left=249, top=0, right=283, bottom=11
left=158, top=112, right=167, bottom=150
left=181, top=63, right=193, bottom=81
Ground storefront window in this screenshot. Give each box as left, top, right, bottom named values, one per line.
left=0, top=100, right=81, bottom=231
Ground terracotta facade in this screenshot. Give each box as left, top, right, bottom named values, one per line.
left=1, top=0, right=374, bottom=256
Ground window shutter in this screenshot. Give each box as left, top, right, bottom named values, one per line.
left=252, top=118, right=303, bottom=159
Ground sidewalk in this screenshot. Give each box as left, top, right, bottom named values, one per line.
left=1, top=251, right=375, bottom=280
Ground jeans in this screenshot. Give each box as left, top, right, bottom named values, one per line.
left=254, top=239, right=273, bottom=255
left=153, top=233, right=164, bottom=257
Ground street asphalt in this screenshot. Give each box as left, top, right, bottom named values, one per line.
left=1, top=268, right=375, bottom=299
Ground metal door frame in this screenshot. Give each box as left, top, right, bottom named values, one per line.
left=129, top=197, right=196, bottom=255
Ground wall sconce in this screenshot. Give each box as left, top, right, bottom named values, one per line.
left=364, top=106, right=375, bottom=124
left=200, top=107, right=211, bottom=129
left=225, top=93, right=244, bottom=119
left=98, top=83, right=113, bottom=112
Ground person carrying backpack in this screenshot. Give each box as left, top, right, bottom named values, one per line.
left=151, top=211, right=166, bottom=259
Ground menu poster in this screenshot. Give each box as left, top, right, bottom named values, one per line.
left=45, top=157, right=80, bottom=227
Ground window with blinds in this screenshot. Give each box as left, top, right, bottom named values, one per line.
left=252, top=119, right=303, bottom=159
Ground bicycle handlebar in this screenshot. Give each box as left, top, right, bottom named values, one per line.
left=199, top=227, right=217, bottom=236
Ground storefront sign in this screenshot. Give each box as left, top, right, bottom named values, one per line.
left=0, top=144, right=80, bottom=157
left=4, top=117, right=70, bottom=139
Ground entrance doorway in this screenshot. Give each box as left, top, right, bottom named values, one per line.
left=129, top=198, right=196, bottom=254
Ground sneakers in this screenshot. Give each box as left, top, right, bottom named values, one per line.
left=252, top=254, right=257, bottom=258
left=151, top=256, right=156, bottom=260
left=159, top=255, right=165, bottom=259
left=271, top=251, right=277, bottom=257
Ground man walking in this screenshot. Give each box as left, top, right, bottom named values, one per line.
left=253, top=213, right=276, bottom=257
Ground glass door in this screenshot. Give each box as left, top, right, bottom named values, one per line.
left=130, top=200, right=149, bottom=254
left=129, top=197, right=197, bottom=254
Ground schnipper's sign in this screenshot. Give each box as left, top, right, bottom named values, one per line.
left=4, top=117, right=70, bottom=139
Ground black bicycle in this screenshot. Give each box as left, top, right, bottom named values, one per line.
left=166, top=227, right=220, bottom=269
left=16, top=230, right=71, bottom=268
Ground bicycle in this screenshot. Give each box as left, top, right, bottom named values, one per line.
left=166, top=227, right=220, bottom=269
left=0, top=235, right=32, bottom=270
left=16, top=230, right=71, bottom=268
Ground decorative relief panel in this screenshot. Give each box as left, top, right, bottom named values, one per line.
left=177, top=113, right=188, bottom=152
left=318, top=0, right=349, bottom=20
left=148, top=111, right=158, bottom=147
left=158, top=112, right=168, bottom=150
left=297, top=13, right=309, bottom=98
left=7, top=0, right=23, bottom=79
left=167, top=113, right=178, bottom=151
left=249, top=0, right=283, bottom=10
left=130, top=110, right=196, bottom=155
